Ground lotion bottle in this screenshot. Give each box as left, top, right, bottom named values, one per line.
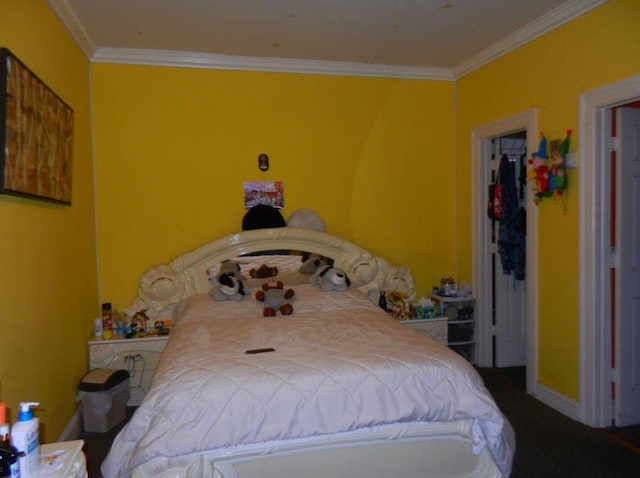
left=11, top=403, right=39, bottom=478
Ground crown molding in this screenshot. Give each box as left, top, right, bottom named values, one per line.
left=48, top=0, right=605, bottom=81
left=90, top=48, right=455, bottom=81
left=47, top=0, right=96, bottom=58
left=453, top=0, right=607, bottom=79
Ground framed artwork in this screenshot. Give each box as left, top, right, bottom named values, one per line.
left=243, top=181, right=284, bottom=209
left=0, top=48, right=74, bottom=204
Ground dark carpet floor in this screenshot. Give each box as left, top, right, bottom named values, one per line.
left=80, top=367, right=640, bottom=477
left=479, top=367, right=640, bottom=478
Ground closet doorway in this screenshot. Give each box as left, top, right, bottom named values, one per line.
left=471, top=110, right=538, bottom=394
left=489, top=132, right=527, bottom=369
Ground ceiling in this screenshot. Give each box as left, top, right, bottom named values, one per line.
left=48, top=0, right=604, bottom=79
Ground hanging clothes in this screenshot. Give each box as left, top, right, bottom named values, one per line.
left=497, top=154, right=526, bottom=280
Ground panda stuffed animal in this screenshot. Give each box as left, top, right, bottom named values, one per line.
left=310, top=265, right=351, bottom=291
left=209, top=272, right=248, bottom=301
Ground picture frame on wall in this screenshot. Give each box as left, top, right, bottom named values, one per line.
left=243, top=181, right=284, bottom=209
left=0, top=48, right=74, bottom=205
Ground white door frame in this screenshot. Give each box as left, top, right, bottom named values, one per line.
left=579, top=74, right=640, bottom=428
left=471, top=109, right=538, bottom=393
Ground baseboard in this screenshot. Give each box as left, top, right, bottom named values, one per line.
left=533, top=381, right=581, bottom=422
left=58, top=406, right=83, bottom=441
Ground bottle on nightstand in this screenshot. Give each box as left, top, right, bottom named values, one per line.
left=12, top=402, right=39, bottom=478
left=101, top=303, right=113, bottom=340
left=0, top=428, right=22, bottom=478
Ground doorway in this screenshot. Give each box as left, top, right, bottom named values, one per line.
left=489, top=132, right=528, bottom=371
left=612, top=104, right=640, bottom=427
left=580, top=74, right=640, bottom=429
left=471, top=110, right=538, bottom=395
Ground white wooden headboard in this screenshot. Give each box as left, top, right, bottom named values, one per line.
left=124, top=227, right=415, bottom=319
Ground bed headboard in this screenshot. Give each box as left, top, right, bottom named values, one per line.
left=124, top=227, right=415, bottom=319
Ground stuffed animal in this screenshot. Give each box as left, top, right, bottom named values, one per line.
left=209, top=272, right=248, bottom=301
left=299, top=252, right=331, bottom=274
left=310, top=265, right=351, bottom=291
left=218, top=260, right=247, bottom=281
left=250, top=264, right=279, bottom=278
left=255, top=280, right=295, bottom=316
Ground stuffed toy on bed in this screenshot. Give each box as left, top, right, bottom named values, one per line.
left=310, top=265, right=351, bottom=291
left=209, top=272, right=248, bottom=301
left=249, top=264, right=279, bottom=278
left=218, top=260, right=247, bottom=281
left=299, top=252, right=331, bottom=275
left=255, top=280, right=295, bottom=316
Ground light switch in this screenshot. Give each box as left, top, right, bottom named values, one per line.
left=566, top=152, right=577, bottom=168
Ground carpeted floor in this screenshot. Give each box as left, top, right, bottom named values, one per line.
left=479, top=367, right=640, bottom=478
left=80, top=367, right=640, bottom=477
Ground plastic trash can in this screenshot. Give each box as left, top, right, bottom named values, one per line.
left=78, top=369, right=130, bottom=433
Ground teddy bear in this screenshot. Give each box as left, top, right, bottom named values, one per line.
left=299, top=252, right=331, bottom=274
left=255, top=280, right=295, bottom=316
left=249, top=263, right=279, bottom=278
left=209, top=272, right=248, bottom=301
left=310, top=265, right=351, bottom=291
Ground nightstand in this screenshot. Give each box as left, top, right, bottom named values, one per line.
left=401, top=317, right=448, bottom=345
left=38, top=440, right=86, bottom=477
left=88, top=334, right=169, bottom=405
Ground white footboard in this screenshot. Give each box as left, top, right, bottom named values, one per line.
left=131, top=421, right=504, bottom=478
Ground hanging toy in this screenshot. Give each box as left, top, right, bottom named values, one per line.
left=527, top=130, right=571, bottom=207
left=526, top=132, right=551, bottom=204
left=550, top=129, right=571, bottom=196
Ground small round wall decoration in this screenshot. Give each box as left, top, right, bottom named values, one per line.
left=258, top=153, right=269, bottom=172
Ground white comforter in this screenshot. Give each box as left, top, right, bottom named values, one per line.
left=102, top=286, right=514, bottom=477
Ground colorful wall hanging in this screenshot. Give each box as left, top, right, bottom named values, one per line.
left=526, top=130, right=570, bottom=207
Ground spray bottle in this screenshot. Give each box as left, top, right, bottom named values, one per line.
left=11, top=403, right=39, bottom=478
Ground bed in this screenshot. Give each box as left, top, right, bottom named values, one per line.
left=101, top=226, right=514, bottom=478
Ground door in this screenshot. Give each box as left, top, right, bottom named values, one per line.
left=615, top=107, right=640, bottom=426
left=491, top=135, right=527, bottom=368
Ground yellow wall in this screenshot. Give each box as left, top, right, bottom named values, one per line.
left=455, top=0, right=640, bottom=399
left=0, top=1, right=97, bottom=440
left=2, top=0, right=635, bottom=437
left=91, top=65, right=455, bottom=308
